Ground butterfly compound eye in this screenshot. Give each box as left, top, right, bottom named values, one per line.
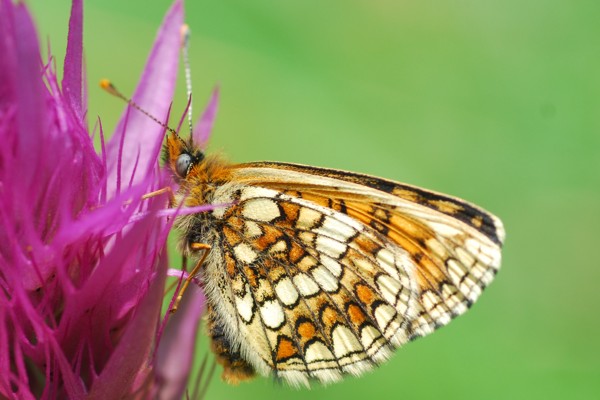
left=176, top=153, right=192, bottom=177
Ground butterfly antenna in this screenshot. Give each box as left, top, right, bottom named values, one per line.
left=180, top=24, right=194, bottom=140
left=99, top=79, right=179, bottom=137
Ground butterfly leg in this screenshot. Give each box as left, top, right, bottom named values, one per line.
left=141, top=186, right=175, bottom=207
left=170, top=242, right=211, bottom=313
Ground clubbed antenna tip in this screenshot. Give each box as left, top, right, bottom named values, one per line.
left=99, top=79, right=121, bottom=98
left=99, top=79, right=178, bottom=136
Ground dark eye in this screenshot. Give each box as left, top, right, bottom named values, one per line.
left=176, top=153, right=192, bottom=177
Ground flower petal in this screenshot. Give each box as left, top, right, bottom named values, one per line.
left=0, top=0, right=17, bottom=111
left=62, top=0, right=84, bottom=120
left=0, top=0, right=47, bottom=188
left=105, top=0, right=184, bottom=197
left=87, top=246, right=168, bottom=399
left=154, top=285, right=205, bottom=400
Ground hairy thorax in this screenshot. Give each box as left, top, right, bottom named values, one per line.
left=172, top=155, right=256, bottom=380
left=173, top=155, right=234, bottom=255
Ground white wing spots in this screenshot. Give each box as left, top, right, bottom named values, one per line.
left=210, top=188, right=236, bottom=219
left=375, top=274, right=402, bottom=306
left=438, top=288, right=457, bottom=311
left=359, top=325, right=381, bottom=350
left=275, top=278, right=299, bottom=306
left=421, top=291, right=451, bottom=325
left=474, top=250, right=493, bottom=268
left=470, top=263, right=486, bottom=280
left=481, top=269, right=496, bottom=286
left=465, top=238, right=484, bottom=260
left=298, top=256, right=317, bottom=270
left=422, top=291, right=438, bottom=310
left=242, top=198, right=281, bottom=222
left=465, top=238, right=501, bottom=267
left=269, top=240, right=287, bottom=254
left=462, top=281, right=482, bottom=302
left=383, top=315, right=402, bottom=338
left=296, top=207, right=322, bottom=230
left=254, top=278, right=273, bottom=303
left=460, top=274, right=477, bottom=294
left=259, top=300, right=285, bottom=329
left=442, top=284, right=467, bottom=315
left=435, top=312, right=451, bottom=326
left=316, top=235, right=346, bottom=259
left=311, top=266, right=339, bottom=293
left=375, top=248, right=398, bottom=279
left=456, top=247, right=475, bottom=267
left=245, top=220, right=263, bottom=237
left=315, top=216, right=356, bottom=242
left=397, top=264, right=414, bottom=290
left=332, top=325, right=362, bottom=358
left=212, top=205, right=228, bottom=219
left=304, top=340, right=335, bottom=363
left=446, top=259, right=465, bottom=285
left=234, top=243, right=258, bottom=264
left=378, top=249, right=412, bottom=283
left=426, top=238, right=448, bottom=258
left=293, top=273, right=320, bottom=297
left=236, top=284, right=254, bottom=323
left=239, top=186, right=277, bottom=201
left=351, top=257, right=377, bottom=276
left=426, top=221, right=462, bottom=237
left=374, top=303, right=396, bottom=331
left=388, top=328, right=409, bottom=348
left=320, top=255, right=342, bottom=278
left=397, top=291, right=412, bottom=315
left=298, top=231, right=316, bottom=245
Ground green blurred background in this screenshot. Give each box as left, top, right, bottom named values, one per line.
left=28, top=1, right=600, bottom=399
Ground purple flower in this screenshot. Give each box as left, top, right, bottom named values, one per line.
left=0, top=0, right=215, bottom=398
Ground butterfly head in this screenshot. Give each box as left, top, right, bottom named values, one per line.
left=98, top=79, right=208, bottom=181
left=164, top=132, right=205, bottom=182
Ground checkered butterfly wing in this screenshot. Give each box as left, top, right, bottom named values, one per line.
left=215, top=162, right=504, bottom=387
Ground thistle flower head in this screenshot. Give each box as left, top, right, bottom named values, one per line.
left=0, top=0, right=212, bottom=398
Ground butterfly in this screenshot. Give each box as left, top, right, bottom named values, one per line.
left=164, top=130, right=505, bottom=388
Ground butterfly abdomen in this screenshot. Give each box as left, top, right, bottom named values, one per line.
left=207, top=305, right=256, bottom=385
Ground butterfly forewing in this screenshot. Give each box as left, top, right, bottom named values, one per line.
left=183, top=160, right=503, bottom=387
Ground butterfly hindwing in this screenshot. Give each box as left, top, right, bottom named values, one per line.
left=215, top=186, right=420, bottom=386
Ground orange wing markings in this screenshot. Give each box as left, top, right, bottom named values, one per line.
left=204, top=162, right=504, bottom=385
left=229, top=161, right=504, bottom=247
left=275, top=336, right=297, bottom=362
left=250, top=258, right=310, bottom=374
left=283, top=186, right=455, bottom=331
left=222, top=216, right=343, bottom=374
left=231, top=175, right=455, bottom=297
left=224, top=197, right=399, bottom=369
left=283, top=187, right=459, bottom=332
left=254, top=224, right=284, bottom=252
left=339, top=199, right=448, bottom=293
